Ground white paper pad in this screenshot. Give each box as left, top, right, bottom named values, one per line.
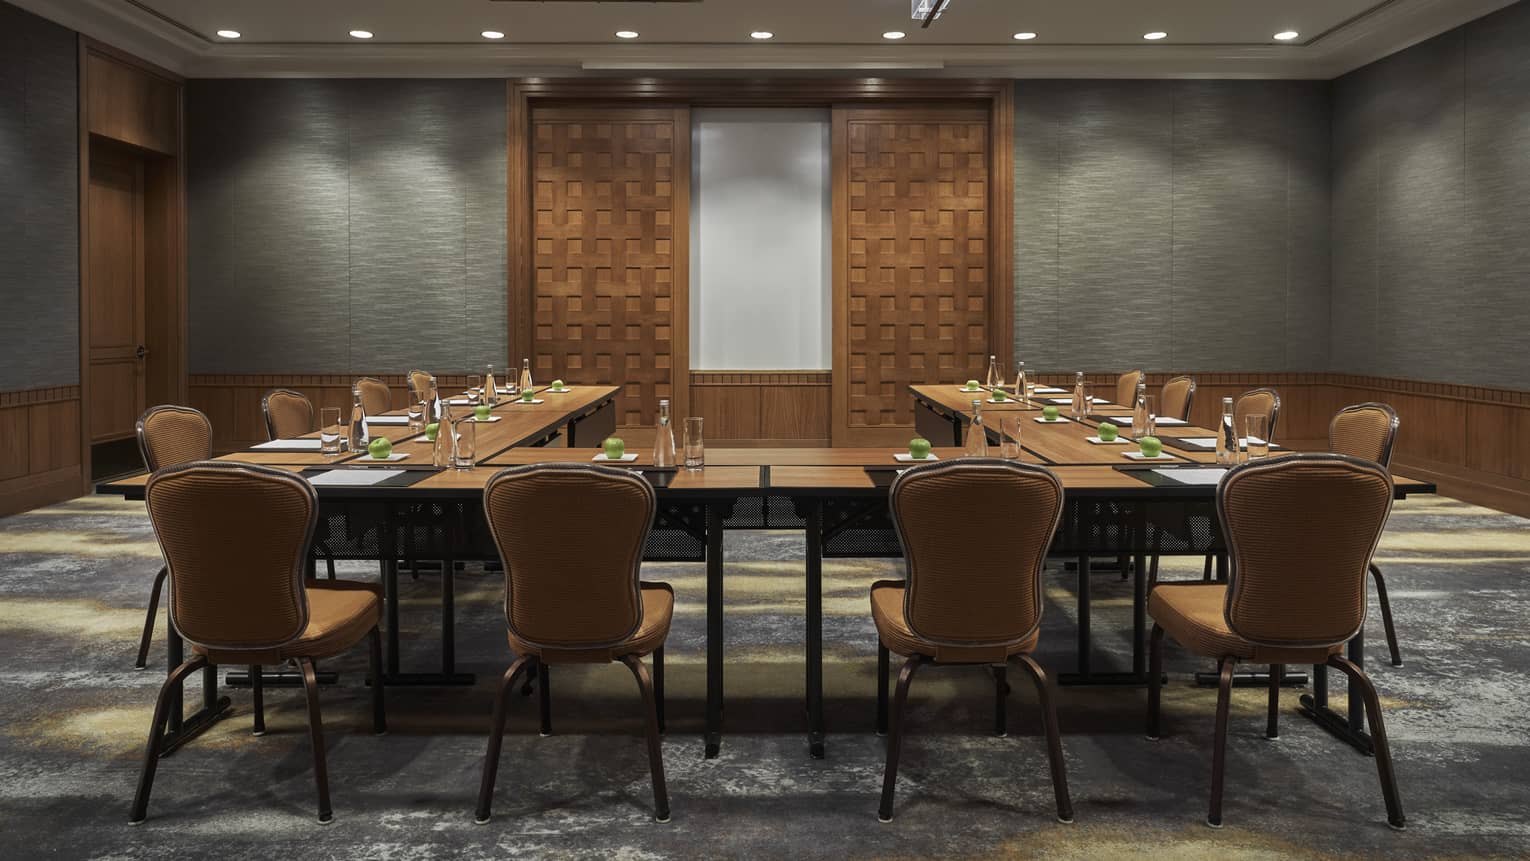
left=893, top=453, right=939, bottom=462
left=1042, top=397, right=1108, bottom=405
left=956, top=387, right=987, bottom=394
left=1106, top=416, right=1189, bottom=427
left=1034, top=417, right=1070, bottom=424
left=1123, top=451, right=1179, bottom=461
left=512, top=399, right=545, bottom=405
left=1086, top=436, right=1130, bottom=445
left=593, top=453, right=639, bottom=462
left=356, top=453, right=409, bottom=462
left=1032, top=387, right=1067, bottom=394
left=1178, top=437, right=1218, bottom=447
left=986, top=398, right=1018, bottom=404
left=253, top=439, right=322, bottom=451
left=545, top=387, right=572, bottom=394
left=366, top=415, right=410, bottom=426
left=1151, top=468, right=1228, bottom=485
left=446, top=399, right=474, bottom=406
left=308, top=469, right=404, bottom=487
left=468, top=415, right=502, bottom=422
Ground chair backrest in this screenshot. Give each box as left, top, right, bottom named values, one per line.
left=354, top=377, right=392, bottom=415
left=136, top=405, right=213, bottom=472
left=1234, top=387, right=1281, bottom=443
left=890, top=459, right=1064, bottom=651
left=144, top=462, right=316, bottom=652
left=483, top=464, right=657, bottom=653
left=1329, top=403, right=1399, bottom=468
left=406, top=370, right=434, bottom=403
left=1160, top=376, right=1196, bottom=422
left=1219, top=454, right=1393, bottom=650
left=1115, top=369, right=1144, bottom=408
left=262, top=389, right=314, bottom=440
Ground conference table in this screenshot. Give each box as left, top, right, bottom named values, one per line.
left=102, top=382, right=1435, bottom=760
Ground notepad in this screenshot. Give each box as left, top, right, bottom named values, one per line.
left=1106, top=416, right=1188, bottom=427
left=307, top=469, right=404, bottom=487
left=1150, top=468, right=1228, bottom=486
left=253, top=439, right=322, bottom=451
left=1032, top=387, right=1067, bottom=394
left=893, top=453, right=939, bottom=462
left=366, top=415, right=410, bottom=426
left=1043, top=397, right=1108, bottom=405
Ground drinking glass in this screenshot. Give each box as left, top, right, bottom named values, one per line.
left=466, top=374, right=482, bottom=405
left=452, top=416, right=476, bottom=469
left=407, top=401, right=425, bottom=430
left=683, top=417, right=705, bottom=469
left=1142, top=395, right=1158, bottom=437
left=999, top=416, right=1024, bottom=461
left=1078, top=383, right=1094, bottom=418
left=1245, top=414, right=1270, bottom=460
left=319, top=407, right=342, bottom=456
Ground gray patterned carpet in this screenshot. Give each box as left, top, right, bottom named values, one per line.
left=1, top=493, right=1527, bottom=859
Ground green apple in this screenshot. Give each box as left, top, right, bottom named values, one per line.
left=1097, top=421, right=1118, bottom=442
left=551, top=379, right=566, bottom=391
left=909, top=438, right=932, bottom=460
left=474, top=404, right=492, bottom=420
left=1042, top=405, right=1060, bottom=421
left=1139, top=436, right=1163, bottom=458
left=368, top=437, right=393, bottom=459
left=964, top=379, right=982, bottom=391
left=521, top=389, right=535, bottom=403
left=604, top=437, right=626, bottom=460
left=993, top=389, right=1008, bottom=402
left=424, top=422, right=439, bottom=441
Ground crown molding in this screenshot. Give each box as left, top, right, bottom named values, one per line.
left=7, top=0, right=197, bottom=73
left=1307, top=0, right=1521, bottom=76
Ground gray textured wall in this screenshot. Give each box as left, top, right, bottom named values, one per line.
left=1013, top=80, right=1331, bottom=375
left=1331, top=1, right=1530, bottom=389
left=0, top=2, right=78, bottom=391
left=187, top=79, right=507, bottom=375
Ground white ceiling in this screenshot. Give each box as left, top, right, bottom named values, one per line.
left=17, top=0, right=1523, bottom=78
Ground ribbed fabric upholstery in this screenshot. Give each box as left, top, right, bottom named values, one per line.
left=196, top=587, right=380, bottom=665
left=354, top=377, right=392, bottom=415
left=262, top=389, right=314, bottom=440
left=1148, top=583, right=1340, bottom=663
left=1234, top=388, right=1281, bottom=443
left=483, top=464, right=666, bottom=663
left=1159, top=376, right=1196, bottom=421
left=879, top=459, right=1064, bottom=662
left=1330, top=403, right=1398, bottom=467
left=406, top=370, right=434, bottom=402
left=137, top=406, right=213, bottom=472
left=1115, top=369, right=1144, bottom=408
left=872, top=580, right=1040, bottom=662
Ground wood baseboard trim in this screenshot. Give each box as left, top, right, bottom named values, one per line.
left=1393, top=455, right=1530, bottom=519
left=0, top=467, right=84, bottom=517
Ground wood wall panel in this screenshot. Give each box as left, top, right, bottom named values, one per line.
left=85, top=52, right=177, bottom=156
left=836, top=107, right=992, bottom=445
left=0, top=386, right=83, bottom=516
left=530, top=108, right=688, bottom=431
left=688, top=371, right=830, bottom=446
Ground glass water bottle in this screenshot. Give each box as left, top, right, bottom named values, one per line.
left=1014, top=361, right=1028, bottom=402
left=1071, top=371, right=1087, bottom=419
left=1131, top=379, right=1150, bottom=440
left=1216, top=397, right=1237, bottom=465
left=653, top=399, right=677, bottom=467
left=347, top=387, right=369, bottom=452
left=484, top=364, right=499, bottom=405
left=433, top=400, right=455, bottom=468
left=518, top=358, right=534, bottom=393
left=964, top=399, right=989, bottom=457
left=985, top=355, right=1000, bottom=389
left=426, top=375, right=442, bottom=423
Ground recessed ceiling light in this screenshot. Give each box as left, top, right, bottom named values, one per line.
left=1274, top=31, right=1300, bottom=41
left=883, top=31, right=906, bottom=40
left=1012, top=32, right=1037, bottom=41
left=349, top=30, right=374, bottom=39
left=1143, top=31, right=1168, bottom=41
left=616, top=30, right=640, bottom=39
left=750, top=31, right=774, bottom=40
left=482, top=30, right=505, bottom=40
left=215, top=29, right=241, bottom=39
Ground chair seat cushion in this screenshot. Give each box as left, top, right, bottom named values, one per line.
left=871, top=580, right=1039, bottom=663
left=509, top=581, right=673, bottom=664
left=1148, top=582, right=1339, bottom=664
left=195, top=586, right=381, bottom=665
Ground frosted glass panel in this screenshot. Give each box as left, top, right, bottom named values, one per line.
left=691, top=109, right=831, bottom=370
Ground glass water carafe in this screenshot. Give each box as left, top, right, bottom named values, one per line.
left=518, top=358, right=534, bottom=393
left=1014, top=361, right=1028, bottom=402
left=653, top=399, right=677, bottom=467
left=433, top=400, right=455, bottom=467
left=1131, top=380, right=1149, bottom=439
left=1071, top=371, right=1087, bottom=419
left=1216, top=397, right=1237, bottom=465
left=964, top=400, right=989, bottom=457
left=985, top=355, right=1000, bottom=388
left=347, top=387, right=369, bottom=452
left=484, top=364, right=499, bottom=405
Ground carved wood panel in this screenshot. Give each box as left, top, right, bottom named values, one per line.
left=836, top=108, right=991, bottom=443
left=530, top=108, right=688, bottom=428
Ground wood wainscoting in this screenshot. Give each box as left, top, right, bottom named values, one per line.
left=689, top=371, right=831, bottom=447
left=0, top=386, right=84, bottom=516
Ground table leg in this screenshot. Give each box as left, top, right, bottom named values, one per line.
left=805, top=500, right=825, bottom=759
left=704, top=503, right=725, bottom=759
left=157, top=624, right=231, bottom=758
left=1132, top=552, right=1148, bottom=677
left=380, top=505, right=474, bottom=687
left=1298, top=628, right=1374, bottom=755
left=1075, top=554, right=1091, bottom=676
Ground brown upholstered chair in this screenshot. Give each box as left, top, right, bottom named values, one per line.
left=1330, top=403, right=1403, bottom=666
left=1160, top=375, right=1197, bottom=422
left=262, top=388, right=314, bottom=440
left=130, top=462, right=385, bottom=825
left=133, top=406, right=214, bottom=670
left=354, top=376, right=392, bottom=416
left=407, top=369, right=434, bottom=403
left=874, top=459, right=1073, bottom=824
left=1146, top=454, right=1404, bottom=830
left=1115, top=369, right=1145, bottom=408
left=1234, top=387, right=1281, bottom=443
left=475, top=464, right=671, bottom=824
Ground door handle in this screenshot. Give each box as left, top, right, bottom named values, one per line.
left=135, top=345, right=148, bottom=360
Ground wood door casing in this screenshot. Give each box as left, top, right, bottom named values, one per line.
left=833, top=107, right=992, bottom=445
left=87, top=146, right=146, bottom=443
left=530, top=107, right=689, bottom=430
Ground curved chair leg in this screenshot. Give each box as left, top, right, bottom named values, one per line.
left=475, top=656, right=534, bottom=824
left=1148, top=555, right=1160, bottom=588
left=653, top=647, right=666, bottom=735
left=1207, top=658, right=1235, bottom=828
left=1330, top=655, right=1406, bottom=829
left=1016, top=654, right=1074, bottom=824
left=878, top=653, right=925, bottom=823
left=1146, top=624, right=1166, bottom=740
left=368, top=626, right=387, bottom=735
left=135, top=567, right=169, bottom=669
left=251, top=665, right=266, bottom=736
left=537, top=663, right=552, bottom=737
left=622, top=654, right=671, bottom=822
left=1370, top=563, right=1403, bottom=667
left=128, top=655, right=208, bottom=824
left=876, top=641, right=890, bottom=737
left=991, top=663, right=1009, bottom=738
left=1266, top=664, right=1282, bottom=740
left=298, top=658, right=333, bottom=824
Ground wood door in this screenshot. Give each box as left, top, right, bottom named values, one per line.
left=832, top=107, right=992, bottom=446
left=529, top=107, right=689, bottom=434
left=87, top=146, right=147, bottom=443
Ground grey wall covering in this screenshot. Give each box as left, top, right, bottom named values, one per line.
left=1331, top=0, right=1530, bottom=389
left=188, top=79, right=507, bottom=375
left=0, top=2, right=78, bottom=391
left=1013, top=80, right=1331, bottom=375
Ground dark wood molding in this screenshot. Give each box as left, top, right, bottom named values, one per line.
left=79, top=35, right=184, bottom=84
left=0, top=386, right=83, bottom=408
